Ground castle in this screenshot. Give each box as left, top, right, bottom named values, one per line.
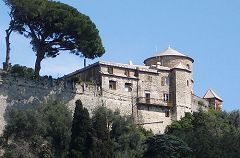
left=0, top=47, right=222, bottom=134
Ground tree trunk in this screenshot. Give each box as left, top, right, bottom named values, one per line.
left=35, top=51, right=45, bottom=76
left=4, top=28, right=12, bottom=71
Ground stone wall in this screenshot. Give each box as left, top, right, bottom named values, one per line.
left=0, top=69, right=177, bottom=134
left=191, top=94, right=209, bottom=112
left=172, top=69, right=193, bottom=120
left=144, top=56, right=193, bottom=70
left=0, top=71, right=104, bottom=133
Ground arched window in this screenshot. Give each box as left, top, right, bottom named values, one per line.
left=186, top=64, right=190, bottom=70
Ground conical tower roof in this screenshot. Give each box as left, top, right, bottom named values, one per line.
left=203, top=89, right=223, bottom=101
left=157, top=46, right=187, bottom=57
left=144, top=46, right=194, bottom=65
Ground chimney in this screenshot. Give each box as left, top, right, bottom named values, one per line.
left=129, top=60, right=133, bottom=65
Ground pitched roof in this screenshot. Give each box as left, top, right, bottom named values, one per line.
left=203, top=89, right=223, bottom=101
left=172, top=62, right=190, bottom=71
left=157, top=46, right=187, bottom=57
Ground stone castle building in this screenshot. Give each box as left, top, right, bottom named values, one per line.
left=0, top=47, right=223, bottom=134
left=64, top=46, right=223, bottom=133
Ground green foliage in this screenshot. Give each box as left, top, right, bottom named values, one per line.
left=69, top=100, right=92, bottom=158
left=167, top=110, right=240, bottom=158
left=197, top=101, right=205, bottom=107
left=10, top=64, right=35, bottom=78
left=228, top=110, right=240, bottom=128
left=111, top=115, right=152, bottom=158
left=4, top=0, right=105, bottom=75
left=91, top=107, right=114, bottom=158
left=2, top=101, right=72, bottom=158
left=143, top=134, right=192, bottom=158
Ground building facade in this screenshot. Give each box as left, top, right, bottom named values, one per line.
left=64, top=46, right=223, bottom=133
left=0, top=47, right=223, bottom=134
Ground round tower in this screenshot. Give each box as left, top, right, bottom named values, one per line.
left=144, top=46, right=194, bottom=70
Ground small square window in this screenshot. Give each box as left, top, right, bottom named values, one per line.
left=125, top=83, right=132, bottom=92
left=109, top=80, right=116, bottom=90
left=148, top=76, right=152, bottom=82
left=108, top=66, right=113, bottom=74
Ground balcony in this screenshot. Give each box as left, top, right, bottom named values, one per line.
left=137, top=97, right=172, bottom=107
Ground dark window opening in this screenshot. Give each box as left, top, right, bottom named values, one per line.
left=125, top=83, right=132, bottom=92
left=165, top=110, right=170, bottom=117
left=145, top=92, right=150, bottom=104
left=108, top=66, right=113, bottom=74
left=109, top=80, right=116, bottom=90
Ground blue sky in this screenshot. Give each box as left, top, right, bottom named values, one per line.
left=0, top=0, right=239, bottom=111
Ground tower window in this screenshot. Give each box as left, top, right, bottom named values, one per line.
left=187, top=64, right=190, bottom=70
left=187, top=80, right=189, bottom=86
left=108, top=66, right=113, bottom=74
left=109, top=80, right=116, bottom=90
left=125, top=83, right=132, bottom=92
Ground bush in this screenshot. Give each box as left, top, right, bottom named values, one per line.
left=10, top=64, right=35, bottom=78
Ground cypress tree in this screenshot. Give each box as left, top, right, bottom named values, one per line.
left=91, top=107, right=113, bottom=158
left=69, top=100, right=92, bottom=158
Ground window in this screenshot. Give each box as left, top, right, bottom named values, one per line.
left=125, top=69, right=130, bottom=77
left=187, top=80, right=189, bottom=86
left=163, top=93, right=171, bottom=102
left=109, top=80, right=116, bottom=90
left=125, top=83, right=132, bottom=92
left=108, top=66, right=113, bottom=74
left=134, top=70, right=139, bottom=77
left=187, top=64, right=190, bottom=70
left=148, top=76, right=152, bottom=82
left=145, top=91, right=151, bottom=104
left=165, top=110, right=170, bottom=117
left=161, top=77, right=169, bottom=86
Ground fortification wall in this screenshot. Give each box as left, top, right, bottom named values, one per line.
left=191, top=94, right=209, bottom=112
left=0, top=71, right=145, bottom=134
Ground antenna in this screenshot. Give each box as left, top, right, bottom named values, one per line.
left=84, top=58, right=86, bottom=67
left=155, top=45, right=158, bottom=53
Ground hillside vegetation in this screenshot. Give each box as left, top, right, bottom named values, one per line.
left=0, top=101, right=239, bottom=158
